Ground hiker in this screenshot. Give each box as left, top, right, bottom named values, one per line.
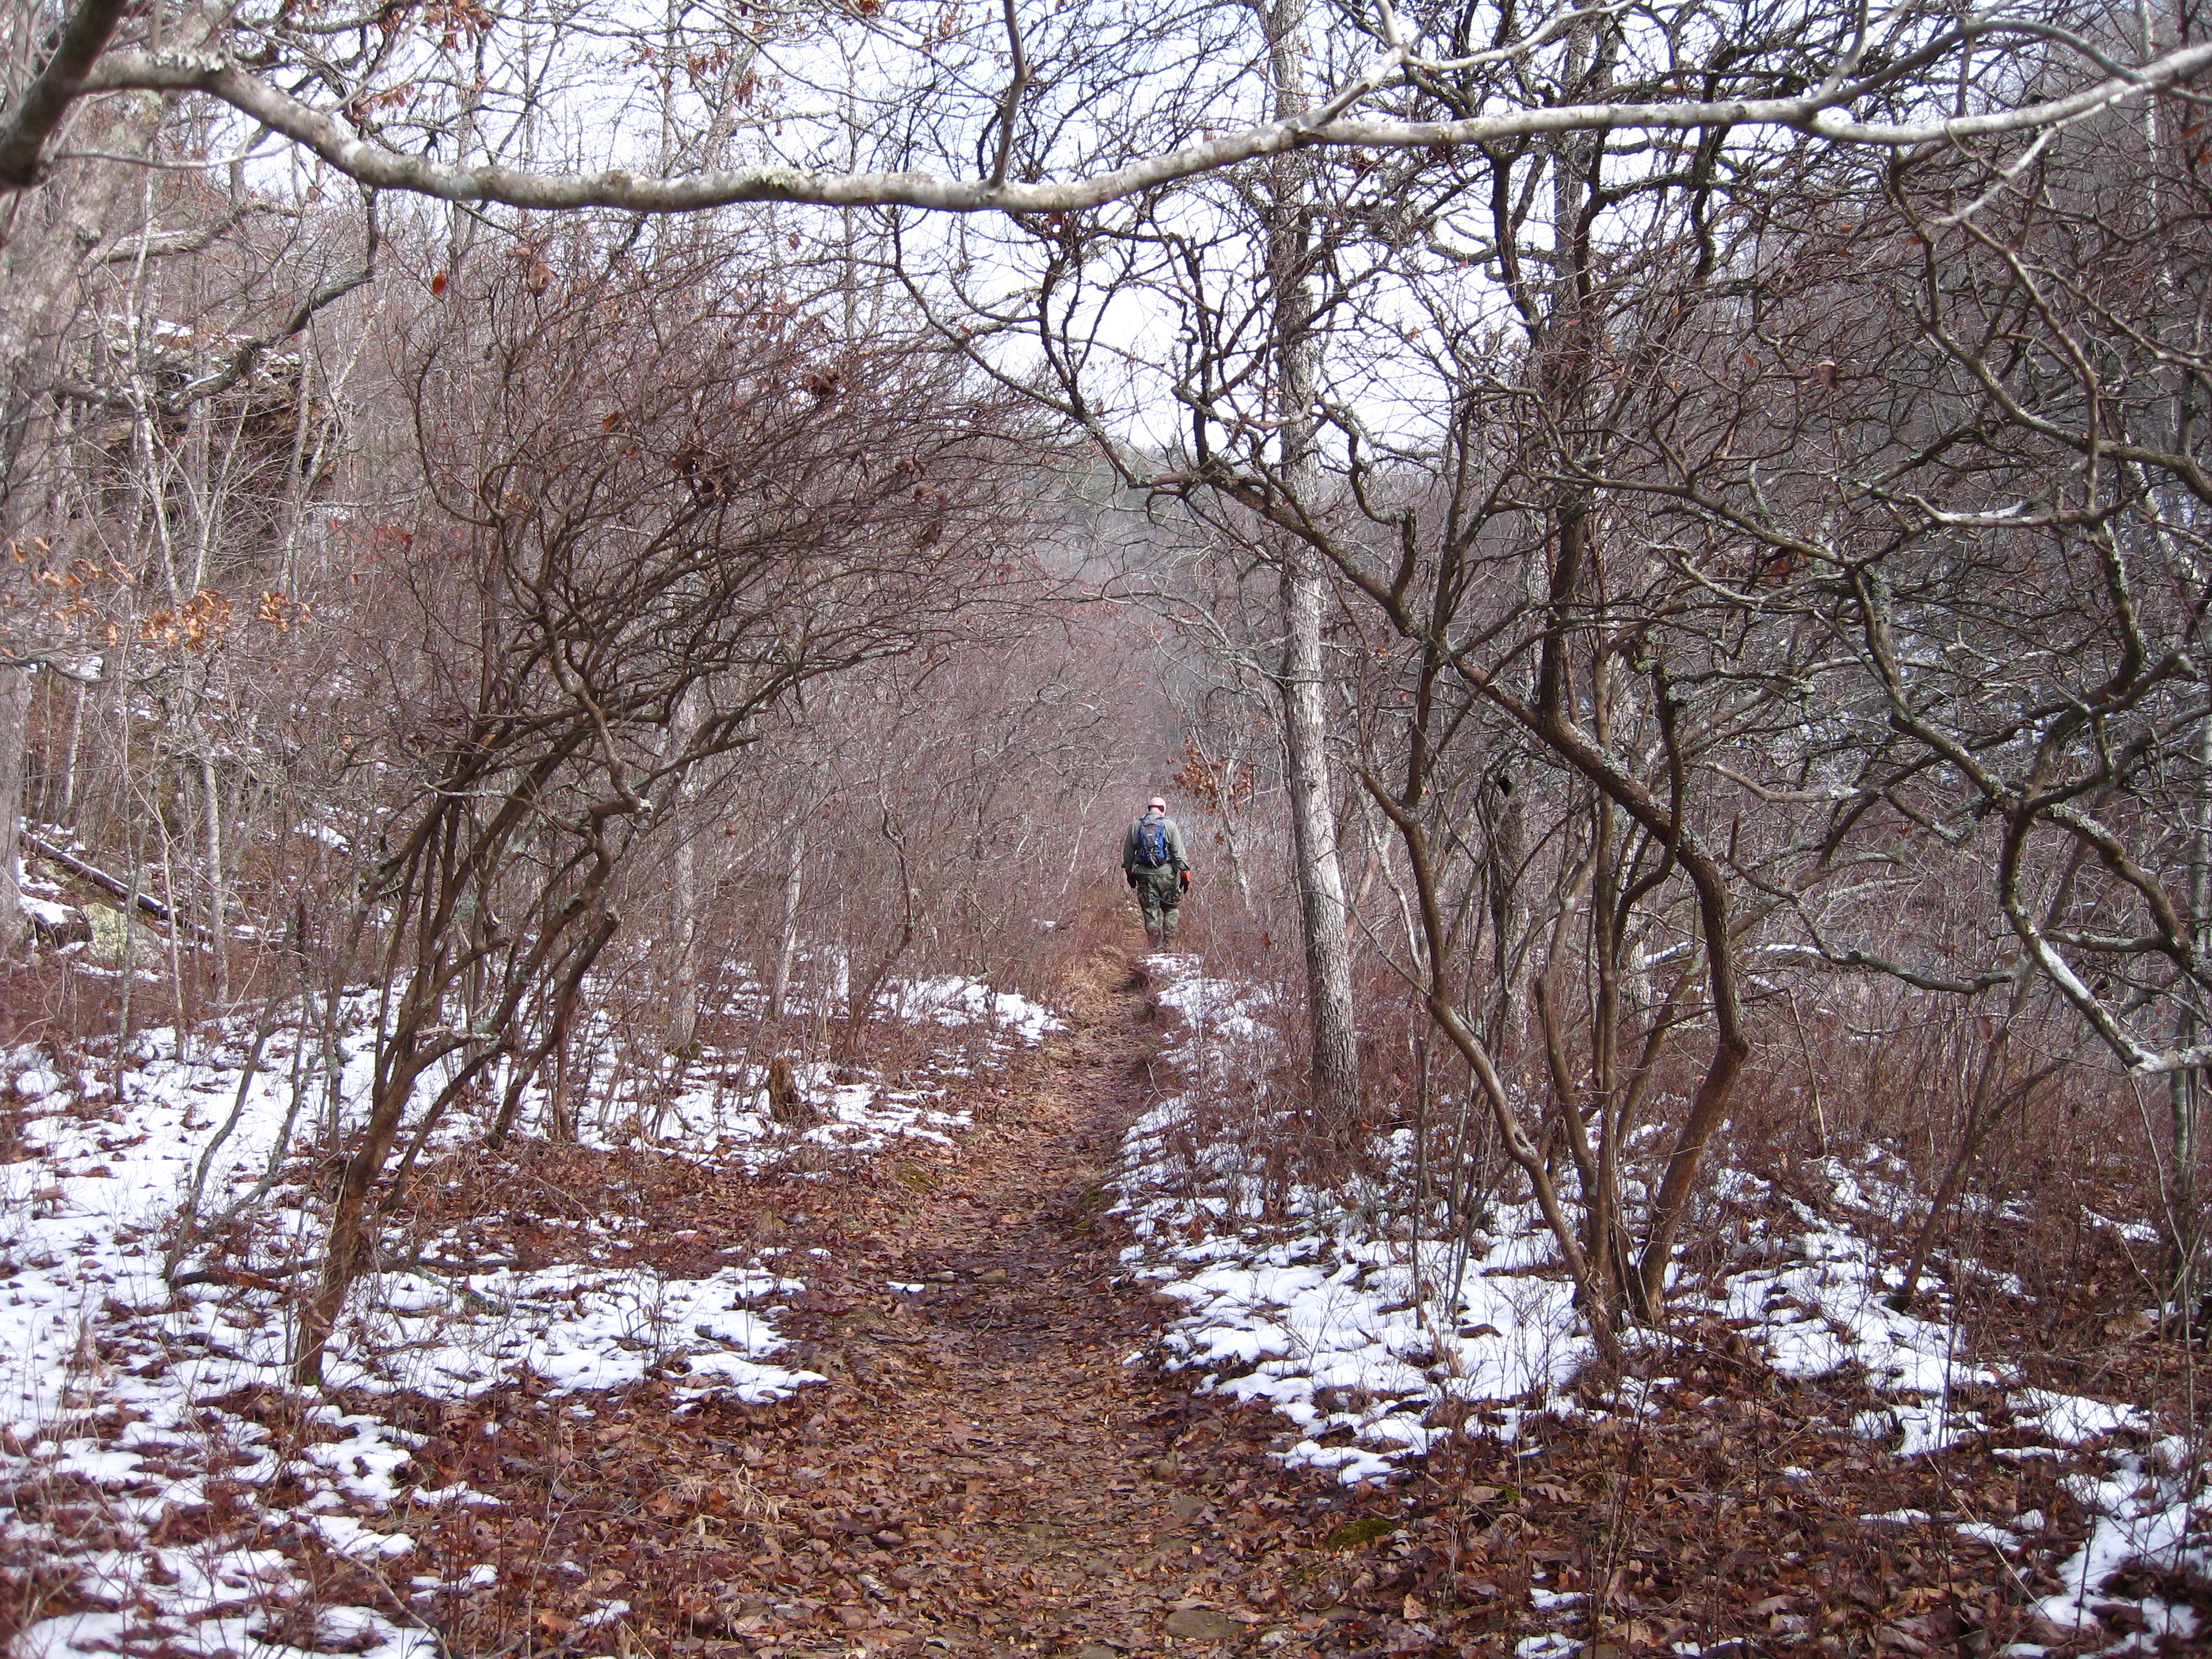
left=1122, top=795, right=1191, bottom=947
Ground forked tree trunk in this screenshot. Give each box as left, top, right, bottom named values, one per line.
left=298, top=910, right=618, bottom=1382
left=294, top=1055, right=422, bottom=1385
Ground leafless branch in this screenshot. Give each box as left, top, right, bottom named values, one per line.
left=59, top=36, right=2212, bottom=216
left=0, top=0, right=135, bottom=187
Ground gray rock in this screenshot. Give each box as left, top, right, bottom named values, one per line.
left=1163, top=1608, right=1243, bottom=1642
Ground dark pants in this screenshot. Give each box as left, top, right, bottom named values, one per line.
left=1132, top=866, right=1181, bottom=944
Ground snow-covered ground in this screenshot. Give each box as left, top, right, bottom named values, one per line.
left=0, top=972, right=1060, bottom=1659
left=497, top=975, right=1060, bottom=1168
left=1113, top=954, right=2209, bottom=1652
left=1711, top=1168, right=2208, bottom=1645
left=1112, top=959, right=1587, bottom=1483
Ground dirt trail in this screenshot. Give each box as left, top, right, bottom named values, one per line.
left=405, top=947, right=2115, bottom=1659
left=14, top=947, right=2087, bottom=1654
left=398, top=945, right=1364, bottom=1659
left=743, top=947, right=1288, bottom=1655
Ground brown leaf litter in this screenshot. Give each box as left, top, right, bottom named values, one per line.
left=13, top=951, right=2194, bottom=1657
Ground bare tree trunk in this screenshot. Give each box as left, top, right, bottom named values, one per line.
left=548, top=968, right=583, bottom=1141
left=60, top=672, right=83, bottom=818
left=1215, top=762, right=1256, bottom=911
left=1274, top=566, right=1353, bottom=1124
left=1889, top=1036, right=2059, bottom=1313
left=0, top=662, right=29, bottom=949
left=0, top=92, right=167, bottom=965
left=295, top=1076, right=415, bottom=1385
left=1267, top=0, right=1359, bottom=1126
left=1367, top=773, right=1622, bottom=1370
left=0, top=89, right=163, bottom=369
left=839, top=811, right=915, bottom=1063
left=1281, top=561, right=1360, bottom=1119
left=668, top=825, right=701, bottom=1053
left=197, top=742, right=228, bottom=1002
left=665, top=687, right=703, bottom=1054
left=768, top=823, right=806, bottom=1023
left=2170, top=695, right=2211, bottom=1309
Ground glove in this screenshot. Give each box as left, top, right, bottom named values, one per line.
left=1180, top=870, right=1192, bottom=892
left=1126, top=871, right=1138, bottom=888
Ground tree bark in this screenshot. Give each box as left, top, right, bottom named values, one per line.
left=0, top=663, right=30, bottom=950
left=197, top=743, right=228, bottom=1002
left=665, top=687, right=703, bottom=1055
left=668, top=825, right=701, bottom=1054
left=0, top=84, right=165, bottom=370
left=295, top=1054, right=421, bottom=1384
left=2171, top=695, right=2212, bottom=1308
left=1280, top=556, right=1360, bottom=1122
left=768, top=823, right=806, bottom=1023
left=1267, top=0, right=1359, bottom=1126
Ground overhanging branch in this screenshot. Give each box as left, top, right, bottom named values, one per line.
left=60, top=36, right=2212, bottom=216
left=0, top=0, right=135, bottom=187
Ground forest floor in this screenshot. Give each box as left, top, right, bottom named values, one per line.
left=7, top=945, right=2203, bottom=1657
left=395, top=946, right=1362, bottom=1659
left=374, top=949, right=2177, bottom=1659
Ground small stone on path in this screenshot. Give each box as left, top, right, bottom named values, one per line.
left=1161, top=1607, right=1244, bottom=1641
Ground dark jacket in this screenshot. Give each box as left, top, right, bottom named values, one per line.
left=1122, top=812, right=1189, bottom=875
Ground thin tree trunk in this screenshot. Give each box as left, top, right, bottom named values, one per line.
left=769, top=824, right=806, bottom=1023
left=1889, top=1059, right=2013, bottom=1312
left=1266, top=0, right=1359, bottom=1126
left=0, top=662, right=29, bottom=949
left=665, top=687, right=702, bottom=1054
left=1368, top=773, right=1622, bottom=1369
left=1281, top=560, right=1360, bottom=1120
left=1215, top=762, right=1256, bottom=910
left=295, top=1058, right=421, bottom=1384
left=548, top=964, right=587, bottom=1142
left=60, top=671, right=84, bottom=819
left=2171, top=695, right=2211, bottom=1309
left=840, top=811, right=914, bottom=1063
left=668, top=825, right=701, bottom=1053
left=198, top=743, right=228, bottom=1002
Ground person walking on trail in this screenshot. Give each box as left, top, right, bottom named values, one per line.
left=1122, top=796, right=1191, bottom=948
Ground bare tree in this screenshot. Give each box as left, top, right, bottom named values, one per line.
left=893, top=3, right=2212, bottom=1343
left=270, top=227, right=1045, bottom=1380
left=10, top=0, right=2207, bottom=216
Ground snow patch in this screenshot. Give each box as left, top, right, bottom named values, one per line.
left=1115, top=960, right=1589, bottom=1485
